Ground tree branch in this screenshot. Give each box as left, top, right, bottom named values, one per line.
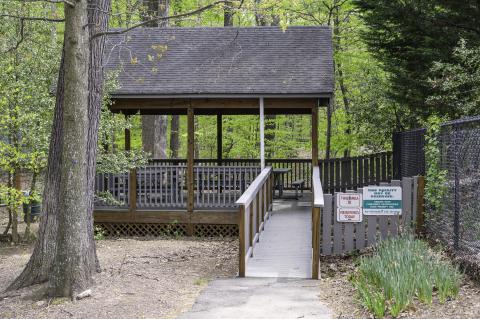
left=0, top=14, right=65, bottom=23
left=92, top=0, right=237, bottom=39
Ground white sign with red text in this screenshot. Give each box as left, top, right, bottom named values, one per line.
left=336, top=193, right=363, bottom=223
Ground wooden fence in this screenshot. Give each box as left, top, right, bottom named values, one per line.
left=320, top=176, right=424, bottom=256
left=148, top=151, right=392, bottom=193
left=237, top=167, right=274, bottom=277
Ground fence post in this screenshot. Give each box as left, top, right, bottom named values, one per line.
left=392, top=131, right=402, bottom=179
left=415, top=176, right=425, bottom=235
left=129, top=168, right=137, bottom=218
left=239, top=205, right=246, bottom=277
left=312, top=206, right=321, bottom=279
left=453, top=126, right=460, bottom=251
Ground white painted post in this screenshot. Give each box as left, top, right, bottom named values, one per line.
left=259, top=97, right=265, bottom=169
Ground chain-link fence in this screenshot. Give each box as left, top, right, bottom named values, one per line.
left=392, top=128, right=426, bottom=179
left=428, top=116, right=480, bottom=274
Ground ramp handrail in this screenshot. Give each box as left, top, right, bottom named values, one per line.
left=236, top=166, right=274, bottom=277
left=312, top=166, right=324, bottom=279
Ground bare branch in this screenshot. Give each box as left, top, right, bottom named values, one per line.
left=3, top=19, right=25, bottom=54
left=0, top=14, right=65, bottom=23
left=92, top=0, right=236, bottom=39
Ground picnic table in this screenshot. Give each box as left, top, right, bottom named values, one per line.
left=273, top=168, right=291, bottom=198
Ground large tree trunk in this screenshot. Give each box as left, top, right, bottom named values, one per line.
left=8, top=0, right=111, bottom=293
left=141, top=0, right=168, bottom=159
left=49, top=0, right=92, bottom=297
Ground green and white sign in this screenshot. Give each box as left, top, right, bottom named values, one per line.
left=363, top=186, right=402, bottom=215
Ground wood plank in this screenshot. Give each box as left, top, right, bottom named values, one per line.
left=402, top=177, right=413, bottom=230
left=312, top=106, right=319, bottom=166
left=355, top=188, right=366, bottom=250
left=322, top=194, right=333, bottom=255
left=390, top=180, right=402, bottom=236
left=412, top=176, right=419, bottom=228
left=239, top=205, right=246, bottom=277
left=416, top=176, right=425, bottom=235
left=333, top=193, right=343, bottom=255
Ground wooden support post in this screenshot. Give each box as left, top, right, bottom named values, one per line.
left=259, top=97, right=265, bottom=169
left=416, top=175, right=425, bottom=235
left=239, top=205, right=246, bottom=277
left=312, top=106, right=319, bottom=166
left=124, top=117, right=136, bottom=219
left=129, top=168, right=137, bottom=218
left=187, top=107, right=195, bottom=236
left=312, top=206, right=321, bottom=279
left=217, top=114, right=222, bottom=166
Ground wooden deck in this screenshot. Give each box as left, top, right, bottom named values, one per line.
left=246, top=197, right=312, bottom=278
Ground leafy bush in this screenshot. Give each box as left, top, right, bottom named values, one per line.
left=351, top=236, right=462, bottom=318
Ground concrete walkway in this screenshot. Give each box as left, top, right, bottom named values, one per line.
left=177, top=278, right=332, bottom=319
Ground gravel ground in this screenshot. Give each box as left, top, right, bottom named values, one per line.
left=318, top=256, right=480, bottom=319
left=0, top=237, right=238, bottom=319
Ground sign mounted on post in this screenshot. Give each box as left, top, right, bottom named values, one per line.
left=336, top=193, right=363, bottom=223
left=363, top=186, right=402, bottom=215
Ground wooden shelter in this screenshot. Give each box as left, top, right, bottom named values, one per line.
left=94, top=26, right=334, bottom=238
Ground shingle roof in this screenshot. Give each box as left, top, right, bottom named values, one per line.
left=104, top=26, right=334, bottom=96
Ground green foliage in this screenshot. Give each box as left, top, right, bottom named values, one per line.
left=355, top=0, right=480, bottom=120
left=428, top=40, right=480, bottom=117
left=423, top=116, right=448, bottom=216
left=351, top=236, right=462, bottom=318
left=94, top=225, right=106, bottom=241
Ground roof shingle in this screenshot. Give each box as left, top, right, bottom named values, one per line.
left=104, top=26, right=334, bottom=96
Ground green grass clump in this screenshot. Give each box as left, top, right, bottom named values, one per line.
left=351, top=236, right=462, bottom=318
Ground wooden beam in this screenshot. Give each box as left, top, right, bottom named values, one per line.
left=94, top=209, right=238, bottom=224
left=187, top=106, right=195, bottom=235
left=259, top=97, right=265, bottom=169
left=312, top=106, right=319, bottom=166
left=217, top=114, right=222, bottom=166
left=239, top=205, right=246, bottom=277
left=110, top=98, right=319, bottom=113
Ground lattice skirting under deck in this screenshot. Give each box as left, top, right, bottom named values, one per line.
left=95, top=222, right=238, bottom=238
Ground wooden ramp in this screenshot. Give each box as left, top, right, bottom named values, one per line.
left=246, top=199, right=312, bottom=278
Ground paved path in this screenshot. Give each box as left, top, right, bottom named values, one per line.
left=177, top=278, right=332, bottom=319
left=246, top=199, right=312, bottom=278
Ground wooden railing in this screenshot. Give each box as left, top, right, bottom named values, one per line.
left=195, top=166, right=260, bottom=208
left=236, top=166, right=274, bottom=277
left=95, top=165, right=261, bottom=210
left=149, top=152, right=392, bottom=193
left=311, top=166, right=324, bottom=279
left=136, top=165, right=186, bottom=209
left=94, top=172, right=129, bottom=208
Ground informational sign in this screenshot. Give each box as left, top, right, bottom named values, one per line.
left=363, top=186, right=402, bottom=215
left=337, top=193, right=362, bottom=208
left=337, top=208, right=363, bottom=222
left=336, top=193, right=363, bottom=223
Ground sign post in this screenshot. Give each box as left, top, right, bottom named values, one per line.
left=363, top=186, right=402, bottom=215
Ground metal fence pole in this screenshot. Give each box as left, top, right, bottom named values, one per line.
left=453, top=125, right=460, bottom=251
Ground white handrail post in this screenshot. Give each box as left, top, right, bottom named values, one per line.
left=259, top=97, right=265, bottom=169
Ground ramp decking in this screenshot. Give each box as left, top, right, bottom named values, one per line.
left=246, top=199, right=312, bottom=278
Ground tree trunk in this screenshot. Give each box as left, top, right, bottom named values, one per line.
left=224, top=1, right=233, bottom=26
left=48, top=0, right=94, bottom=297
left=141, top=0, right=169, bottom=159
left=169, top=115, right=180, bottom=158
left=8, top=0, right=111, bottom=293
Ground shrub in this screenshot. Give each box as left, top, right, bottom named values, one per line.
left=351, top=236, right=462, bottom=318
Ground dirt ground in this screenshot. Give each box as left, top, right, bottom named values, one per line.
left=0, top=237, right=238, bottom=319
left=318, top=255, right=480, bottom=319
